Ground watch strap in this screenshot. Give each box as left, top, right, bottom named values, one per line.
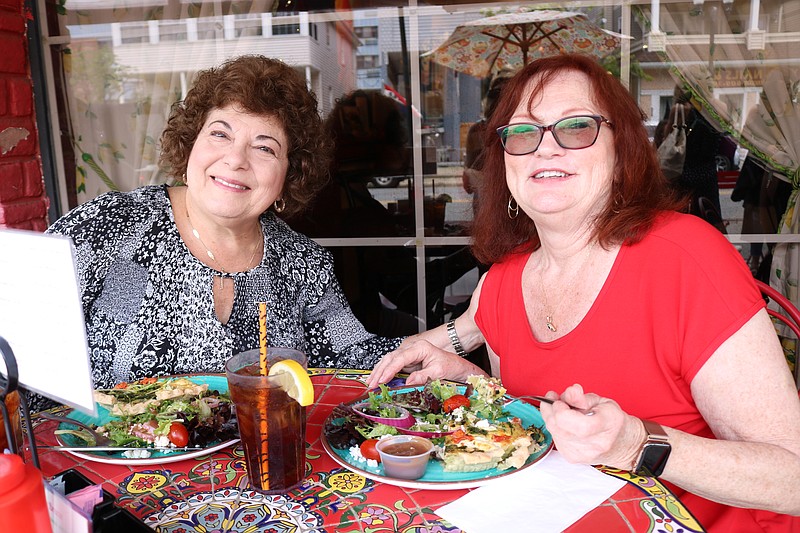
left=446, top=320, right=468, bottom=357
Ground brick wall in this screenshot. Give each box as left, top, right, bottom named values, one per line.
left=0, top=0, right=48, bottom=231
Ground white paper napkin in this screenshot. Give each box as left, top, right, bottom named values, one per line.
left=436, top=451, right=626, bottom=533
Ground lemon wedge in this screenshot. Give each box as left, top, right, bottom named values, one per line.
left=268, top=360, right=315, bottom=406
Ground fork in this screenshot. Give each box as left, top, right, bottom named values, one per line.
left=526, top=395, right=594, bottom=416
left=39, top=412, right=115, bottom=446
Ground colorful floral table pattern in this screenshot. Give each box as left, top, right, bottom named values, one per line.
left=31, top=369, right=704, bottom=532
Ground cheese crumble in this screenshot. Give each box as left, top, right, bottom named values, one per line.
left=348, top=446, right=379, bottom=468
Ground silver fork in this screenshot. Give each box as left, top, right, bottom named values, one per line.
left=526, top=395, right=594, bottom=416
left=39, top=412, right=114, bottom=446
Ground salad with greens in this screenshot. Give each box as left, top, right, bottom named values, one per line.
left=58, top=377, right=238, bottom=452
left=324, top=375, right=546, bottom=473
left=325, top=375, right=528, bottom=449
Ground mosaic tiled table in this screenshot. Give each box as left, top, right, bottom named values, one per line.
left=31, top=369, right=704, bottom=532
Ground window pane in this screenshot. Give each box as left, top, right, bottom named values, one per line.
left=42, top=0, right=800, bottom=330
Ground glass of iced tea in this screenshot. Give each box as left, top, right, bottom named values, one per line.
left=225, top=348, right=308, bottom=494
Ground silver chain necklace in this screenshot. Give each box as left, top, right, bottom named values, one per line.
left=538, top=243, right=596, bottom=333
left=185, top=209, right=261, bottom=290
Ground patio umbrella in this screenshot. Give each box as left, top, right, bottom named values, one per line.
left=426, top=10, right=621, bottom=78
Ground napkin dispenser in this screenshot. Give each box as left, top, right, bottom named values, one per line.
left=48, top=469, right=151, bottom=533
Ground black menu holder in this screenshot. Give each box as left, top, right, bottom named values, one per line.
left=0, top=335, right=40, bottom=468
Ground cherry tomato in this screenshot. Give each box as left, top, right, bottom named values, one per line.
left=360, top=439, right=381, bottom=462
left=443, top=394, right=470, bottom=413
left=167, top=422, right=190, bottom=447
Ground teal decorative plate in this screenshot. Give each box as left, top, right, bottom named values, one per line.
left=321, top=385, right=553, bottom=490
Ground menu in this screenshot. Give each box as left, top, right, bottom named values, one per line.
left=0, top=229, right=96, bottom=416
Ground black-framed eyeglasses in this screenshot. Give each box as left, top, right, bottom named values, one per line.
left=496, top=115, right=613, bottom=156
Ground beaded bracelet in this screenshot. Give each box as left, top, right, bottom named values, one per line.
left=446, top=319, right=468, bottom=358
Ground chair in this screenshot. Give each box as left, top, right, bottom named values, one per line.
left=754, top=279, right=800, bottom=389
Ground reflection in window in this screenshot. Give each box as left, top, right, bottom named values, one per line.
left=43, top=0, right=800, bottom=328
left=357, top=55, right=379, bottom=69
left=274, top=21, right=300, bottom=35
left=159, top=20, right=188, bottom=42
left=355, top=25, right=378, bottom=44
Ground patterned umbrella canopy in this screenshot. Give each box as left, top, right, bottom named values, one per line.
left=426, top=10, right=621, bottom=78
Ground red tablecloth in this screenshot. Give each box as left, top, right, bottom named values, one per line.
left=30, top=369, right=704, bottom=532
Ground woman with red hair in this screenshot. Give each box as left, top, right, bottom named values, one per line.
left=369, top=54, right=800, bottom=530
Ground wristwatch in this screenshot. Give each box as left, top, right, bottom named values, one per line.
left=633, top=420, right=671, bottom=477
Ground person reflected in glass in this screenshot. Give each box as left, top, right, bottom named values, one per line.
left=462, top=70, right=513, bottom=214
left=656, top=85, right=725, bottom=233
left=291, top=89, right=477, bottom=336
left=368, top=54, right=800, bottom=530
left=731, top=154, right=792, bottom=280
left=289, top=89, right=418, bottom=337
left=32, top=55, right=401, bottom=412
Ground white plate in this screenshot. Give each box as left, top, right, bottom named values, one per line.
left=54, top=375, right=239, bottom=465
left=321, top=385, right=553, bottom=490
left=62, top=438, right=240, bottom=466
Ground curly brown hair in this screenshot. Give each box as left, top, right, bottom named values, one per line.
left=159, top=55, right=330, bottom=218
left=472, top=54, right=685, bottom=265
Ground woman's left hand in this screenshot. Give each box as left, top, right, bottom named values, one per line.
left=538, top=384, right=645, bottom=470
left=367, top=336, right=486, bottom=388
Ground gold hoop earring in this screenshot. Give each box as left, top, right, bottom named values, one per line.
left=507, top=195, right=519, bottom=219
left=273, top=197, right=286, bottom=213
left=611, top=191, right=623, bottom=214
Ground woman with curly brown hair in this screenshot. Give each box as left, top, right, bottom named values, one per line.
left=35, top=55, right=400, bottom=410
left=369, top=54, right=800, bottom=530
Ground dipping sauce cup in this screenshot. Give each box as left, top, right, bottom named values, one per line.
left=225, top=348, right=307, bottom=494
left=376, top=435, right=433, bottom=480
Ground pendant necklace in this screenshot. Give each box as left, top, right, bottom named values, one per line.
left=538, top=242, right=596, bottom=333
left=185, top=209, right=262, bottom=290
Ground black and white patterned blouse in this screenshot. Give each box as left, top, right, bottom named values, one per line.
left=32, top=185, right=400, bottom=411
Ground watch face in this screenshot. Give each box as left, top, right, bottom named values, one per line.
left=639, top=441, right=671, bottom=477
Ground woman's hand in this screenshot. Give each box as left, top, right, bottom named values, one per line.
left=538, top=384, right=645, bottom=471
left=369, top=280, right=488, bottom=389
left=367, top=336, right=487, bottom=388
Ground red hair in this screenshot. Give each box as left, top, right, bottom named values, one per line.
left=471, top=54, right=684, bottom=265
